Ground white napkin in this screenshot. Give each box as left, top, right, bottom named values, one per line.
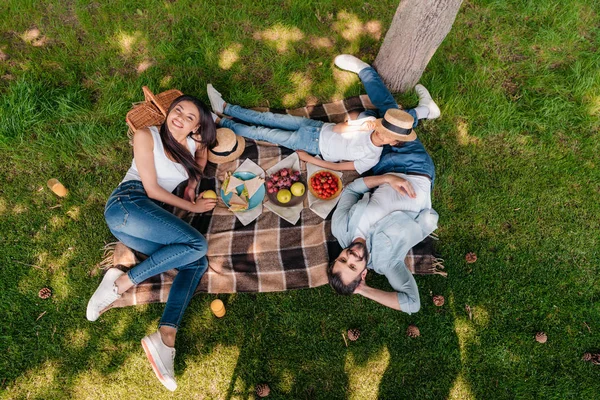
left=232, top=158, right=265, bottom=226
left=306, top=157, right=343, bottom=219
left=264, top=153, right=304, bottom=225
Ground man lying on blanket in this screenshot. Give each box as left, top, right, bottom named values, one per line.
left=327, top=54, right=439, bottom=313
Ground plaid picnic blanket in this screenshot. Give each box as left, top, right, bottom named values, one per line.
left=104, top=95, right=445, bottom=308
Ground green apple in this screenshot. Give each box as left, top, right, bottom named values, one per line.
left=276, top=189, right=292, bottom=204
left=290, top=182, right=305, bottom=197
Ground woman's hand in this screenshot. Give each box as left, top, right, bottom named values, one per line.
left=296, top=150, right=313, bottom=162
left=189, top=195, right=217, bottom=213
left=385, top=175, right=416, bottom=198
left=183, top=180, right=198, bottom=203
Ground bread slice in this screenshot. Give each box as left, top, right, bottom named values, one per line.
left=228, top=191, right=248, bottom=212
left=223, top=172, right=245, bottom=195
left=244, top=176, right=265, bottom=198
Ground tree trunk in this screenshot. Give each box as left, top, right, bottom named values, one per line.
left=373, top=0, right=463, bottom=93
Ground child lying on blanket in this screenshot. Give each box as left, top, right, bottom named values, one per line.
left=206, top=74, right=439, bottom=174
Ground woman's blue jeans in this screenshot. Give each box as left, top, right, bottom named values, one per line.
left=219, top=104, right=323, bottom=155
left=104, top=180, right=208, bottom=329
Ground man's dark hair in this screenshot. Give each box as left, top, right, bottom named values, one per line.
left=326, top=259, right=362, bottom=295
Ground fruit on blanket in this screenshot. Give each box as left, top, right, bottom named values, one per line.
left=255, top=383, right=270, bottom=397
left=347, top=328, right=360, bottom=341
left=309, top=170, right=342, bottom=200
left=290, top=182, right=305, bottom=197
left=202, top=190, right=218, bottom=199
left=406, top=325, right=420, bottom=338
left=267, top=168, right=301, bottom=194
left=535, top=332, right=547, bottom=343
left=433, top=295, right=445, bottom=306
left=276, top=189, right=292, bottom=204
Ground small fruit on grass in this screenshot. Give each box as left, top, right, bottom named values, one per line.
left=255, top=383, right=270, bottom=397
left=202, top=190, right=217, bottom=199
left=276, top=189, right=292, bottom=204
left=38, top=287, right=52, bottom=299
left=535, top=332, right=547, bottom=343
left=348, top=328, right=360, bottom=341
left=465, top=252, right=477, bottom=263
left=433, top=295, right=445, bottom=306
left=406, top=325, right=420, bottom=338
left=290, top=182, right=305, bottom=197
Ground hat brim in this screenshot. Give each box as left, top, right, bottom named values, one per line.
left=375, top=118, right=417, bottom=142
left=207, top=135, right=246, bottom=164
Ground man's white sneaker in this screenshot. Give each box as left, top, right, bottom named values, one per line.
left=334, top=54, right=370, bottom=74
left=141, top=331, right=177, bottom=392
left=86, top=268, right=124, bottom=321
left=207, top=84, right=225, bottom=115
left=415, top=84, right=441, bottom=120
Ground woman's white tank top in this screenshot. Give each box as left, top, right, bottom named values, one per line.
left=121, top=126, right=197, bottom=192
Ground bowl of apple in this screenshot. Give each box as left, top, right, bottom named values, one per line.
left=266, top=168, right=307, bottom=207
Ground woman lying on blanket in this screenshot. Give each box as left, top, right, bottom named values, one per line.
left=206, top=81, right=436, bottom=175
left=86, top=95, right=217, bottom=391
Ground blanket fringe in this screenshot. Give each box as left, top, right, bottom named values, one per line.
left=96, top=241, right=118, bottom=270
left=428, top=232, right=439, bottom=240
left=431, top=257, right=447, bottom=277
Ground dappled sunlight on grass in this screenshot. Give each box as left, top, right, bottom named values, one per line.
left=448, top=372, right=475, bottom=400
left=253, top=24, right=304, bottom=53
left=49, top=215, right=67, bottom=230
left=12, top=203, right=28, bottom=214
left=282, top=72, right=312, bottom=108
left=136, top=60, right=153, bottom=74
left=309, top=36, right=334, bottom=49
left=585, top=94, right=600, bottom=116
left=180, top=344, right=241, bottom=396
left=21, top=28, right=49, bottom=47
left=333, top=11, right=382, bottom=41
left=115, top=31, right=147, bottom=56
left=456, top=119, right=480, bottom=146
left=0, top=197, right=6, bottom=215
left=332, top=68, right=360, bottom=101
left=66, top=206, right=81, bottom=221
left=63, top=328, right=91, bottom=351
left=3, top=361, right=59, bottom=398
left=344, top=346, right=390, bottom=399
left=160, top=75, right=173, bottom=88
left=219, top=43, right=243, bottom=70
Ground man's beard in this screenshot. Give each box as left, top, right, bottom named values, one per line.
left=348, top=241, right=369, bottom=264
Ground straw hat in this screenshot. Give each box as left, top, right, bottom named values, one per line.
left=375, top=109, right=417, bottom=142
left=207, top=128, right=246, bottom=164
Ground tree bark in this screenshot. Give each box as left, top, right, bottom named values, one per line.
left=374, top=0, right=463, bottom=93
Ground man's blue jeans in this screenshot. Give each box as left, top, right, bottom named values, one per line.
left=104, top=180, right=208, bottom=329
left=359, top=66, right=435, bottom=185
left=220, top=104, right=323, bottom=155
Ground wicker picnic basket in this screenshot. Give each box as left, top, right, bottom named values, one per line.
left=125, top=86, right=183, bottom=140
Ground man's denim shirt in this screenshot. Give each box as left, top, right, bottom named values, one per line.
left=331, top=178, right=438, bottom=314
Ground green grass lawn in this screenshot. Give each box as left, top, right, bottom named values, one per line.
left=1, top=0, right=599, bottom=398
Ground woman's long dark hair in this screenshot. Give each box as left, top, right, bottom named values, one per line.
left=159, top=95, right=217, bottom=182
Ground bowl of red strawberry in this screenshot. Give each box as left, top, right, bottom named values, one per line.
left=308, top=170, right=342, bottom=200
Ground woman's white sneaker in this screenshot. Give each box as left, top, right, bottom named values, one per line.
left=141, top=331, right=177, bottom=392
left=86, top=268, right=124, bottom=321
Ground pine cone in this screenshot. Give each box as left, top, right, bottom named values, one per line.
left=347, top=329, right=360, bottom=341
left=256, top=383, right=270, bottom=398
left=433, top=295, right=445, bottom=307
left=38, top=287, right=52, bottom=299
left=582, top=352, right=592, bottom=362
left=406, top=325, right=420, bottom=338
left=465, top=252, right=477, bottom=264
left=535, top=332, right=547, bottom=343
left=582, top=353, right=600, bottom=365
